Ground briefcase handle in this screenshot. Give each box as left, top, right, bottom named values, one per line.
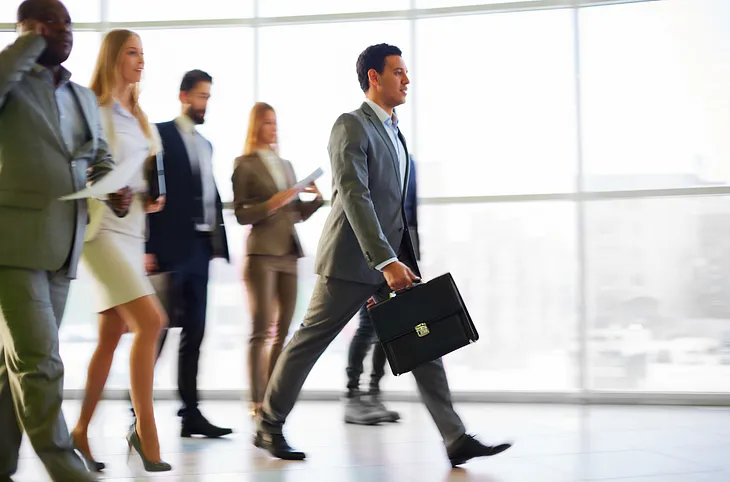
left=391, top=279, right=423, bottom=298
left=367, top=280, right=424, bottom=311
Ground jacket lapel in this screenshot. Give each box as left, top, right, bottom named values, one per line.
left=398, top=131, right=410, bottom=202
left=361, top=102, right=402, bottom=188
left=165, top=121, right=193, bottom=170
left=25, top=74, right=69, bottom=155
left=283, top=159, right=297, bottom=188
left=69, top=82, right=95, bottom=151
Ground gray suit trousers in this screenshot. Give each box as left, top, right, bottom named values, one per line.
left=260, top=275, right=466, bottom=447
left=0, top=267, right=91, bottom=481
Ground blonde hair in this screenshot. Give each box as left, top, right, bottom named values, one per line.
left=243, top=102, right=276, bottom=156
left=89, top=29, right=157, bottom=152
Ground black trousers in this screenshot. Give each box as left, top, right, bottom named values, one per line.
left=345, top=304, right=387, bottom=397
left=156, top=233, right=212, bottom=418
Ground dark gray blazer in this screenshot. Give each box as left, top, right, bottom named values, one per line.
left=0, top=33, right=114, bottom=278
left=315, top=102, right=417, bottom=285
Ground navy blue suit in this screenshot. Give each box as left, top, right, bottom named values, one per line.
left=147, top=120, right=229, bottom=418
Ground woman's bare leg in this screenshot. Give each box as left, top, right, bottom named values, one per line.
left=71, top=308, right=127, bottom=460
left=116, top=294, right=166, bottom=462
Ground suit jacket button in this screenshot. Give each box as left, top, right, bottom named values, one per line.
left=398, top=228, right=403, bottom=233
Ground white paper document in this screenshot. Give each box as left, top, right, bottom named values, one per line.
left=292, top=167, right=324, bottom=192
left=59, top=156, right=143, bottom=201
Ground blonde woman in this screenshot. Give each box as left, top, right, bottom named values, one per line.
left=232, top=102, right=323, bottom=418
left=70, top=29, right=170, bottom=472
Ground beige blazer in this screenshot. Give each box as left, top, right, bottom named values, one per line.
left=232, top=152, right=323, bottom=258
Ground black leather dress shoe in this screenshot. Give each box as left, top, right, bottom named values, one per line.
left=181, top=414, right=233, bottom=438
left=253, top=431, right=306, bottom=460
left=447, top=434, right=512, bottom=467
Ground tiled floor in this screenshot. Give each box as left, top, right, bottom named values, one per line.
left=11, top=400, right=730, bottom=481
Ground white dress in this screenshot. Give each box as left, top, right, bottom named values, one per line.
left=82, top=101, right=156, bottom=313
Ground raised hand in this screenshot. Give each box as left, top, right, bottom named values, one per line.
left=19, top=19, right=50, bottom=37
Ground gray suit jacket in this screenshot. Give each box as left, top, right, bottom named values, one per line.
left=315, top=102, right=418, bottom=285
left=0, top=33, right=114, bottom=278
left=233, top=152, right=324, bottom=258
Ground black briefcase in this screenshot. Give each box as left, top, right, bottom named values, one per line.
left=367, top=273, right=479, bottom=376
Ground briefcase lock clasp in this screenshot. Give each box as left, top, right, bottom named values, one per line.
left=415, top=323, right=430, bottom=337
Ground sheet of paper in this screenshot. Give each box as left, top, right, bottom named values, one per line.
left=59, top=155, right=143, bottom=201
left=292, top=167, right=324, bottom=192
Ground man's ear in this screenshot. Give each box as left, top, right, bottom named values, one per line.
left=367, top=68, right=379, bottom=89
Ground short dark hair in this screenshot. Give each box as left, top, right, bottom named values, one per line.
left=180, top=69, right=213, bottom=93
left=356, top=43, right=402, bottom=93
left=17, top=0, right=52, bottom=23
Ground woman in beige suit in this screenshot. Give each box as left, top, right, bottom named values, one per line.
left=233, top=102, right=324, bottom=417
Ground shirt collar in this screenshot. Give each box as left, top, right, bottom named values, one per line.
left=364, top=99, right=397, bottom=129
left=32, top=64, right=72, bottom=87
left=174, top=114, right=197, bottom=135
left=257, top=148, right=276, bottom=159
left=111, top=99, right=135, bottom=119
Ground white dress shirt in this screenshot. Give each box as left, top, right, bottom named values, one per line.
left=363, top=99, right=408, bottom=272
left=174, top=115, right=217, bottom=231
left=32, top=64, right=86, bottom=155
left=364, top=99, right=407, bottom=187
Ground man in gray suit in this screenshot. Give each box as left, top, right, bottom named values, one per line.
left=0, top=1, right=131, bottom=480
left=254, top=43, right=512, bottom=467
